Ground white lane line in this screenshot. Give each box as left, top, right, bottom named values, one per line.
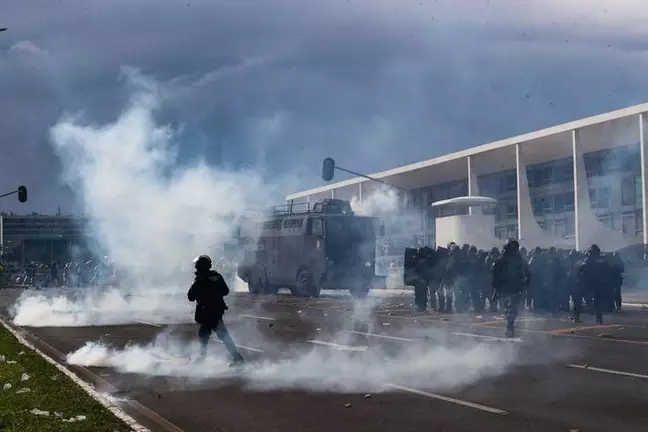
left=349, top=331, right=414, bottom=342
left=568, top=364, right=648, bottom=380
left=135, top=321, right=164, bottom=328
left=215, top=340, right=264, bottom=353
left=451, top=332, right=523, bottom=343
left=240, top=314, right=276, bottom=321
left=385, top=383, right=508, bottom=415
left=307, top=340, right=368, bottom=352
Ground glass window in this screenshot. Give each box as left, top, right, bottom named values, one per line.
left=505, top=173, right=516, bottom=192
left=543, top=195, right=554, bottom=213
left=537, top=220, right=545, bottom=230
left=554, top=193, right=565, bottom=213
left=598, top=187, right=610, bottom=208
left=636, top=175, right=642, bottom=205
left=507, top=203, right=517, bottom=219
left=565, top=192, right=575, bottom=211
left=636, top=209, right=644, bottom=235
left=622, top=213, right=635, bottom=235
left=495, top=226, right=505, bottom=239
left=622, top=177, right=635, bottom=205
left=598, top=215, right=611, bottom=229
left=542, top=167, right=552, bottom=184
left=589, top=188, right=597, bottom=207
left=565, top=215, right=575, bottom=235
left=532, top=197, right=543, bottom=216
left=554, top=220, right=566, bottom=237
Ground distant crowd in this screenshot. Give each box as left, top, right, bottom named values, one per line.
left=0, top=257, right=117, bottom=288
left=407, top=242, right=625, bottom=316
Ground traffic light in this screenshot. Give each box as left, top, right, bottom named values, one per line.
left=322, top=157, right=336, bottom=181
left=17, top=185, right=27, bottom=203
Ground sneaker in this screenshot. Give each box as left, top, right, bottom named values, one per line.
left=504, top=327, right=514, bottom=338
left=229, top=354, right=245, bottom=367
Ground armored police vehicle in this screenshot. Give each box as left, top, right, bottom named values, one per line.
left=236, top=198, right=385, bottom=297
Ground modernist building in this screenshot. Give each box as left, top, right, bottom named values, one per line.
left=285, top=103, right=648, bottom=263
left=0, top=214, right=91, bottom=265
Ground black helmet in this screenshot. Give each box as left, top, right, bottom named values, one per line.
left=193, top=255, right=212, bottom=271
left=588, top=244, right=601, bottom=256
left=504, top=238, right=520, bottom=253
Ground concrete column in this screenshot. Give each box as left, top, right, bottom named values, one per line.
left=331, top=189, right=335, bottom=199
left=640, top=113, right=648, bottom=245
left=515, top=144, right=523, bottom=240
left=467, top=156, right=474, bottom=215
left=572, top=130, right=581, bottom=251
left=358, top=183, right=363, bottom=202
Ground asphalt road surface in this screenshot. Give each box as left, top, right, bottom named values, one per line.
left=1, top=287, right=648, bottom=432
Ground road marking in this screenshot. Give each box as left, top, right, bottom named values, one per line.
left=451, top=332, right=523, bottom=343
left=551, top=324, right=623, bottom=335
left=240, top=314, right=276, bottom=321
left=135, top=321, right=164, bottom=328
left=307, top=340, right=368, bottom=352
left=349, top=331, right=414, bottom=342
left=385, top=383, right=508, bottom=415
left=215, top=340, right=264, bottom=353
left=568, top=364, right=648, bottom=380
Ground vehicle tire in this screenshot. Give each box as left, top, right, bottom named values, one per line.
left=294, top=268, right=320, bottom=297
left=248, top=278, right=260, bottom=295
left=350, top=283, right=370, bottom=298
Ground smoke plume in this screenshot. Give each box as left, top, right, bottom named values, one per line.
left=10, top=70, right=282, bottom=326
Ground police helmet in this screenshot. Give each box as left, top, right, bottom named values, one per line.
left=193, top=255, right=212, bottom=271
left=588, top=244, right=601, bottom=256
left=504, top=238, right=520, bottom=253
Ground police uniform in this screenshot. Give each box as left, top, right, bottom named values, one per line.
left=188, top=255, right=244, bottom=365
left=491, top=239, right=531, bottom=338
left=577, top=245, right=612, bottom=324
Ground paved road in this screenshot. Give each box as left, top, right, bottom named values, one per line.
left=1, top=287, right=648, bottom=432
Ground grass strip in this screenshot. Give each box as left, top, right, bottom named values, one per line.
left=0, top=324, right=133, bottom=432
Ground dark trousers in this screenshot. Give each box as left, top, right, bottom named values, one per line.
left=198, top=320, right=243, bottom=360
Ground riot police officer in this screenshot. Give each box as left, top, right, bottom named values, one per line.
left=188, top=255, right=244, bottom=365
left=577, top=245, right=612, bottom=324
left=491, top=239, right=531, bottom=338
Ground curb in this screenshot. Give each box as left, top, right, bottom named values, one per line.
left=0, top=314, right=186, bottom=432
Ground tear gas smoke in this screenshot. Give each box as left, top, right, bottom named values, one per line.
left=10, top=69, right=283, bottom=327
left=65, top=322, right=521, bottom=394
left=350, top=187, right=399, bottom=216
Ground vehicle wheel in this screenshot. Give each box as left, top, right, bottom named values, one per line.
left=294, top=269, right=320, bottom=297
left=248, top=278, right=260, bottom=295
left=350, top=283, right=370, bottom=298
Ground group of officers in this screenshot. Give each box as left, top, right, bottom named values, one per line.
left=405, top=240, right=624, bottom=337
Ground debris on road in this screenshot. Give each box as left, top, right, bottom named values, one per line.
left=344, top=403, right=352, bottom=408
left=364, top=394, right=372, bottom=399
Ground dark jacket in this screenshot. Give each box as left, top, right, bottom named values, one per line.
left=188, top=270, right=230, bottom=325
left=578, top=256, right=611, bottom=296
left=492, top=252, right=531, bottom=294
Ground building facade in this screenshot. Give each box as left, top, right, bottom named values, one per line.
left=285, top=103, right=648, bottom=272
left=0, top=214, right=92, bottom=266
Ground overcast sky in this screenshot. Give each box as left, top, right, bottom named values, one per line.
left=2, top=0, right=648, bottom=212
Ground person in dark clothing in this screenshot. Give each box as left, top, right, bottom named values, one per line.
left=609, top=252, right=624, bottom=312
left=577, top=244, right=611, bottom=324
left=50, top=260, right=60, bottom=287
left=491, top=239, right=531, bottom=338
left=188, top=255, right=244, bottom=365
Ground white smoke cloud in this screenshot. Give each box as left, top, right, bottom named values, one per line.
left=350, top=186, right=399, bottom=216
left=64, top=315, right=521, bottom=393
left=9, top=69, right=284, bottom=326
